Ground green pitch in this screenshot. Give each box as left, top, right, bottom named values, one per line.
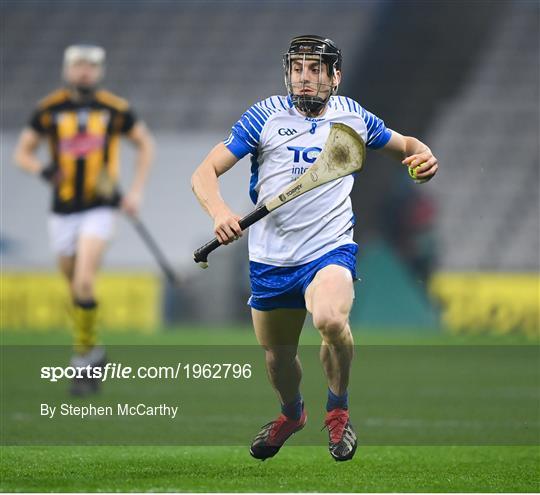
left=1, top=326, right=539, bottom=492
left=2, top=445, right=538, bottom=492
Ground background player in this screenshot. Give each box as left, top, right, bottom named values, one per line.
left=13, top=44, right=154, bottom=395
left=192, top=35, right=437, bottom=461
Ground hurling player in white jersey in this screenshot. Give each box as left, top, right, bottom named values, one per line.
left=192, top=35, right=438, bottom=461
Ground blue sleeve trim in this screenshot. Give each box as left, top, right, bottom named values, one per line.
left=247, top=107, right=266, bottom=128
left=224, top=106, right=265, bottom=158
left=224, top=129, right=253, bottom=159
left=245, top=111, right=264, bottom=131
left=277, top=97, right=288, bottom=110
left=369, top=128, right=392, bottom=149
left=224, top=97, right=286, bottom=158
left=359, top=105, right=393, bottom=149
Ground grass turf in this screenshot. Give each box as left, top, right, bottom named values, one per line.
left=1, top=327, right=538, bottom=492
left=1, top=446, right=539, bottom=492
left=1, top=325, right=537, bottom=346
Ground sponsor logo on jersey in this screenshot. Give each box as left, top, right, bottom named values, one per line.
left=60, top=132, right=105, bottom=157
left=292, top=166, right=309, bottom=176
left=287, top=146, right=322, bottom=163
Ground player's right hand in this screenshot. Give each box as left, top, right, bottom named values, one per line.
left=213, top=208, right=243, bottom=245
left=40, top=163, right=63, bottom=185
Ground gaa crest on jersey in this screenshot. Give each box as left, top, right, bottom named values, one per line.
left=278, top=128, right=297, bottom=136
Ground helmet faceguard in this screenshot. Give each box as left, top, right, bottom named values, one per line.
left=283, top=35, right=342, bottom=116
left=63, top=44, right=106, bottom=96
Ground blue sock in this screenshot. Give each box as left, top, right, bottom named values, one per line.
left=326, top=388, right=348, bottom=412
left=281, top=393, right=303, bottom=420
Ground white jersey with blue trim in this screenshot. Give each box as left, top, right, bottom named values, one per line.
left=224, top=95, right=392, bottom=267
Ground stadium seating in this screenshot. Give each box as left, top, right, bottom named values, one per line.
left=426, top=4, right=539, bottom=270
left=2, top=1, right=377, bottom=130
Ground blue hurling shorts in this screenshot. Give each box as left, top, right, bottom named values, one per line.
left=248, top=243, right=358, bottom=311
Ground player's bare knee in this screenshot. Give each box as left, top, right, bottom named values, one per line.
left=314, top=312, right=348, bottom=342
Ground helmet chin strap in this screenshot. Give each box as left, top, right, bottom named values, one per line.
left=291, top=94, right=327, bottom=116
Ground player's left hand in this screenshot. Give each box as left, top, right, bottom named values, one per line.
left=402, top=149, right=439, bottom=182
left=121, top=190, right=142, bottom=217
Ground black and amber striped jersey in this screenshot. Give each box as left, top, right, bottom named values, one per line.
left=29, top=88, right=138, bottom=214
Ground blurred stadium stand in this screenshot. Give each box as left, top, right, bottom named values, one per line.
left=343, top=0, right=538, bottom=273
left=427, top=4, right=539, bottom=271
left=1, top=0, right=376, bottom=131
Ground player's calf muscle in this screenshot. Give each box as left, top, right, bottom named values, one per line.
left=72, top=277, right=93, bottom=296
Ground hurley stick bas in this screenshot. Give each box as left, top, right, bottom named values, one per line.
left=193, top=122, right=366, bottom=268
